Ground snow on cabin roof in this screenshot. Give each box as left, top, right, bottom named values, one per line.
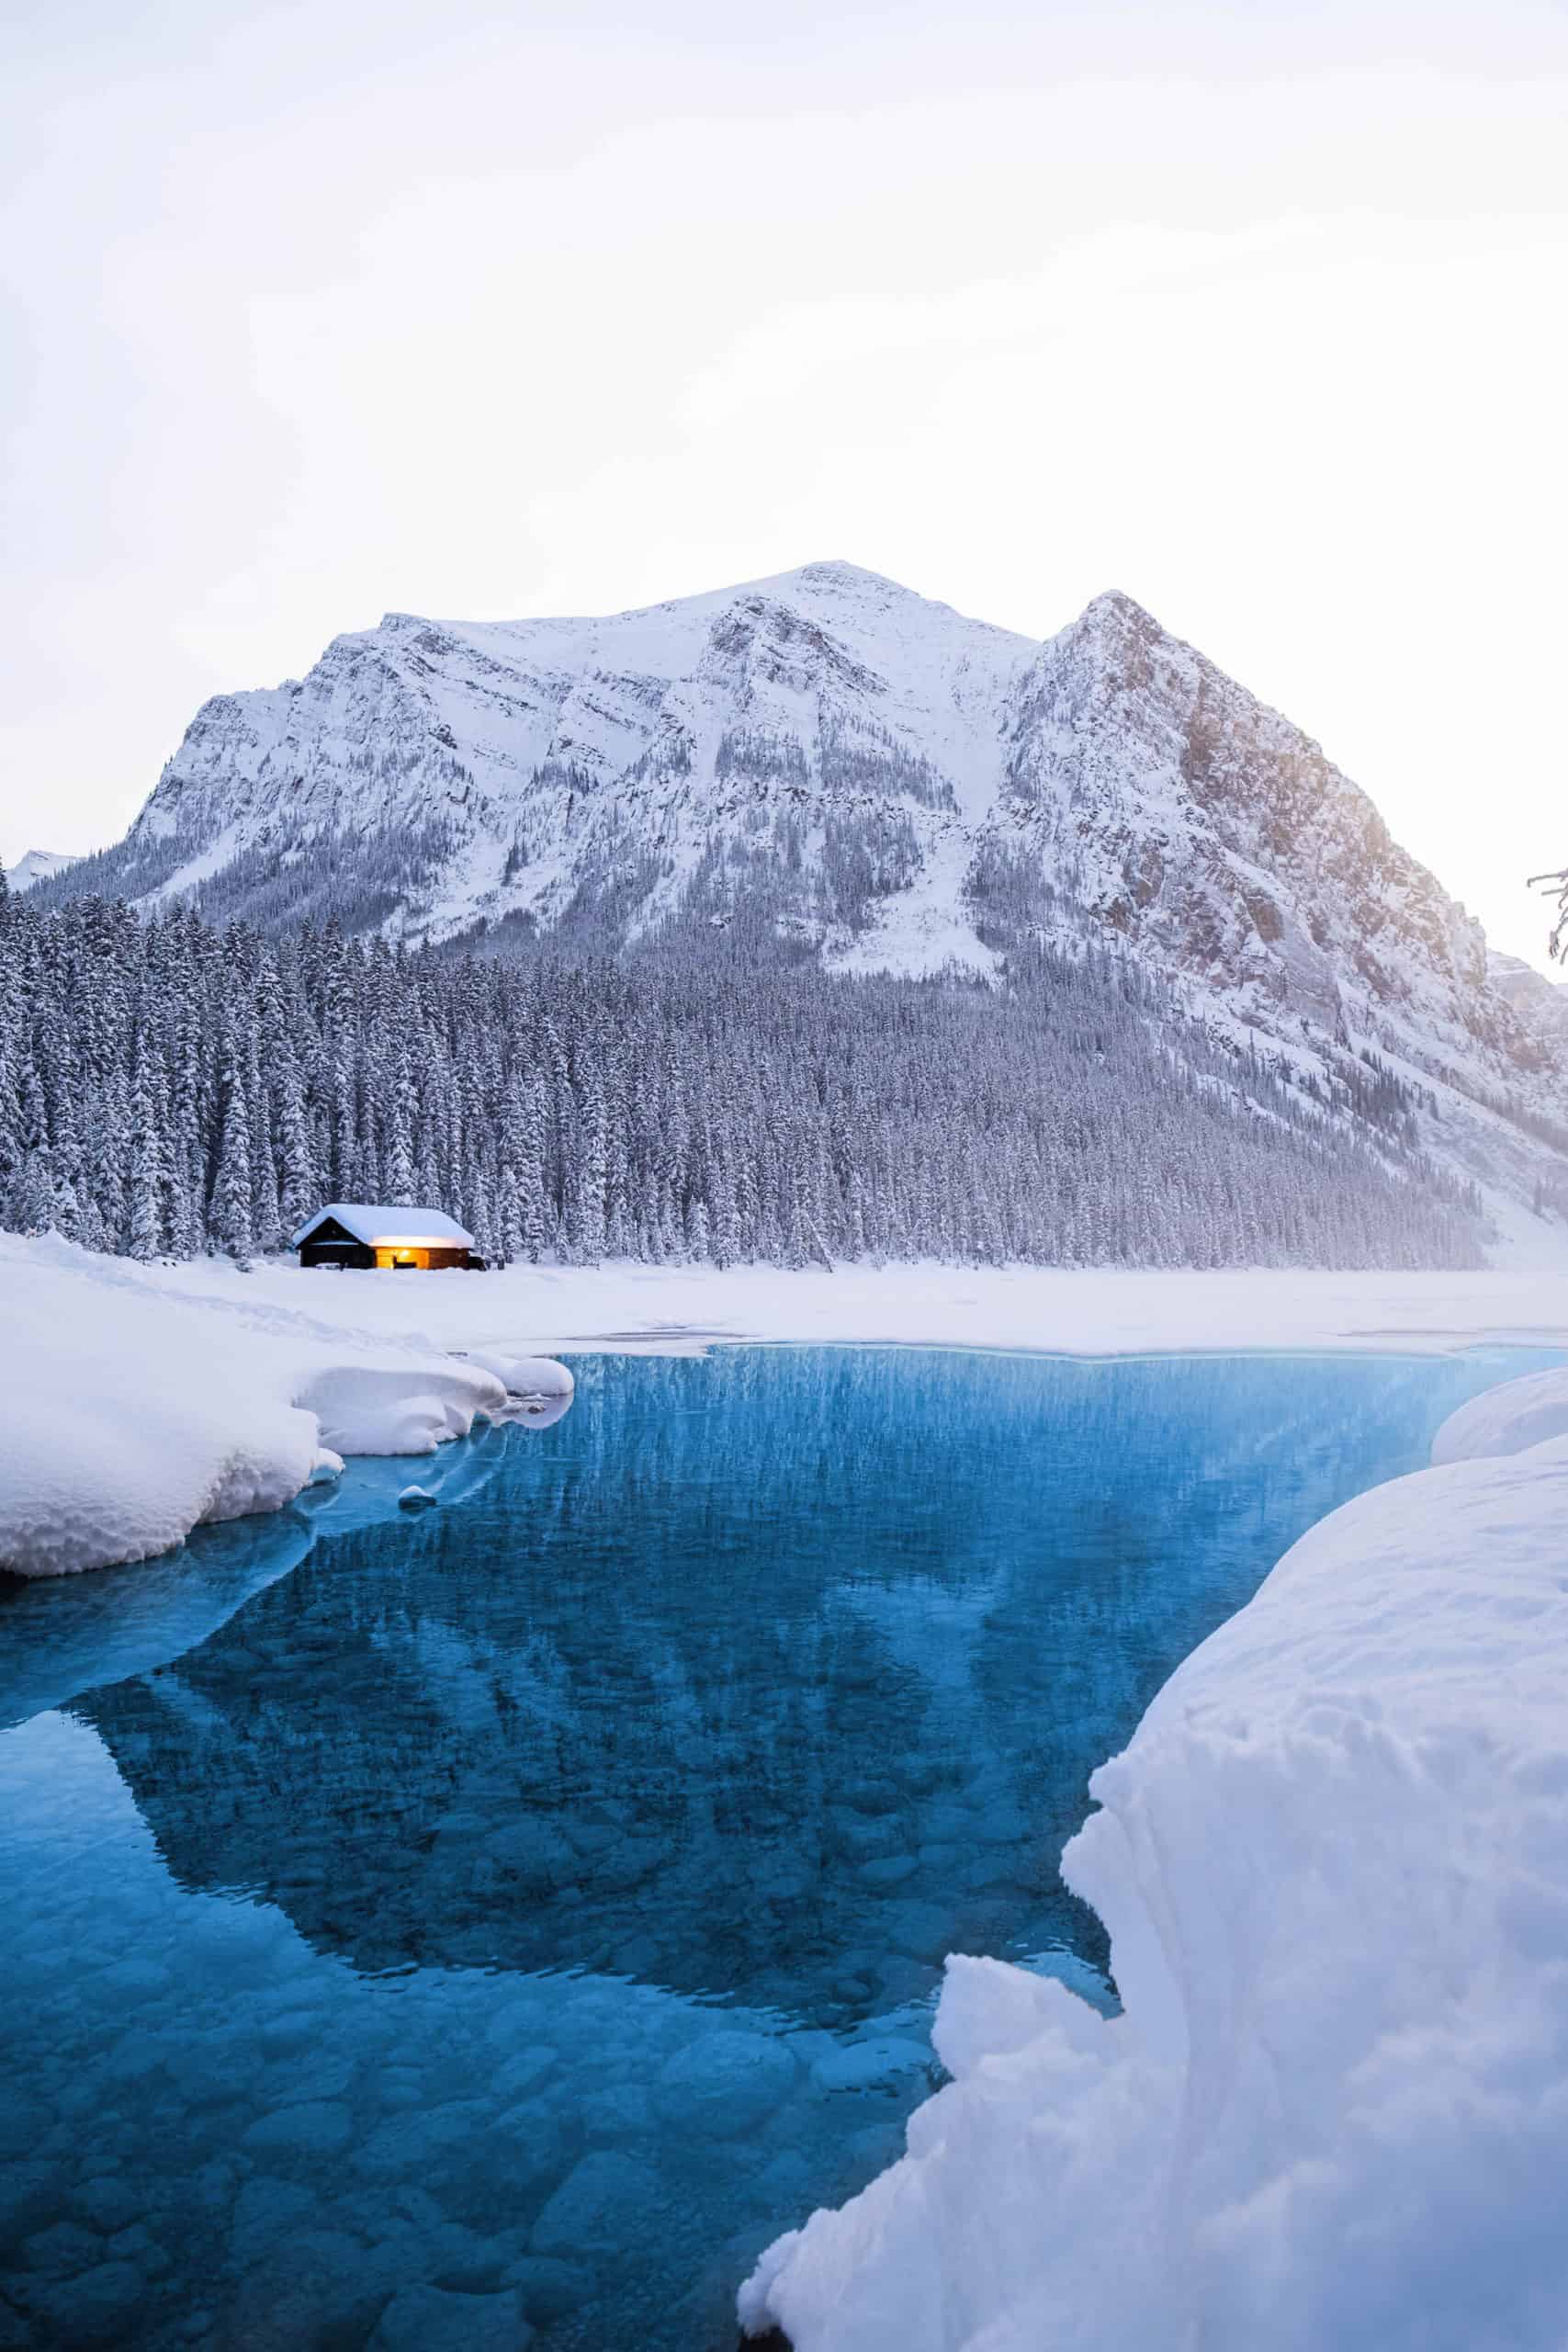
left=290, top=1204, right=476, bottom=1250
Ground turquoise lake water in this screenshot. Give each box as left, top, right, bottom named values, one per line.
left=1, top=1343, right=1556, bottom=2351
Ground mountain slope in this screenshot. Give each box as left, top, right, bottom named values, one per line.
left=39, top=560, right=1568, bottom=1242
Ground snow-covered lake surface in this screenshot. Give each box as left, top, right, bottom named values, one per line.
left=2, top=1341, right=1555, bottom=2352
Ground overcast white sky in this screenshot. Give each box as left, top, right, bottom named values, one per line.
left=3, top=0, right=1565, bottom=963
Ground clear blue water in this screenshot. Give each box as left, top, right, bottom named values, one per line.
left=1, top=1343, right=1557, bottom=2351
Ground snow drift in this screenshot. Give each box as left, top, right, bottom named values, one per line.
left=1428, top=1362, right=1568, bottom=1466
left=0, top=1236, right=510, bottom=1577
left=742, top=1393, right=1568, bottom=2349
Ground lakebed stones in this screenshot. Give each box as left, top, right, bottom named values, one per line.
left=230, top=2176, right=314, bottom=2267
left=95, top=1957, right=174, bottom=2002
left=12, top=2259, right=148, bottom=2348
left=490, top=2043, right=558, bottom=2101
left=809, top=2036, right=932, bottom=2096
left=502, top=2254, right=592, bottom=2322
left=222, top=2231, right=403, bottom=2351
left=484, top=1818, right=577, bottom=1894
left=487, top=2106, right=571, bottom=2199
left=0, top=2165, right=64, bottom=2246
left=858, top=1852, right=919, bottom=1888
left=655, top=2033, right=799, bottom=2137
left=531, top=2152, right=670, bottom=2259
left=73, top=2175, right=144, bottom=2235
left=370, top=2281, right=532, bottom=2351
left=20, top=2220, right=105, bottom=2278
left=240, top=2099, right=355, bottom=2158
left=351, top=2100, right=491, bottom=2181
left=580, top=2085, right=657, bottom=2143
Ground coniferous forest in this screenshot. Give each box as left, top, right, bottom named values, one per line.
left=0, top=876, right=1483, bottom=1271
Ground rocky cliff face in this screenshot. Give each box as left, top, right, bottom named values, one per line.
left=39, top=560, right=1566, bottom=1212
left=998, top=590, right=1507, bottom=1075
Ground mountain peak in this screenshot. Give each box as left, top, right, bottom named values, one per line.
left=785, top=559, right=895, bottom=589
left=1074, top=587, right=1163, bottom=634
left=723, top=559, right=931, bottom=613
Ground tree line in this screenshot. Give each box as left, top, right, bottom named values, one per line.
left=0, top=876, right=1483, bottom=1270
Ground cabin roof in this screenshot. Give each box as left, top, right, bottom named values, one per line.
left=290, top=1204, right=476, bottom=1250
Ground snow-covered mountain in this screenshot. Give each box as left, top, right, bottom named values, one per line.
left=6, top=849, right=78, bottom=894
left=39, top=560, right=1568, bottom=1232
left=1488, top=950, right=1568, bottom=1049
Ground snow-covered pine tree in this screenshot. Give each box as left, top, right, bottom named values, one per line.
left=126, top=1057, right=172, bottom=1261
left=209, top=1008, right=256, bottom=1260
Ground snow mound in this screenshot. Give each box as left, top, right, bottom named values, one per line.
left=742, top=1426, right=1568, bottom=2350
left=296, top=1363, right=496, bottom=1457
left=458, top=1349, right=575, bottom=1398
left=1430, top=1363, right=1568, bottom=1464
left=454, top=1349, right=575, bottom=1425
left=0, top=1237, right=505, bottom=1577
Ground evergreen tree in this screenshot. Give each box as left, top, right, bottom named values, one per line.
left=209, top=1012, right=255, bottom=1259
left=126, top=1063, right=170, bottom=1261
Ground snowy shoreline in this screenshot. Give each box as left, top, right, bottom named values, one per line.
left=9, top=1238, right=1568, bottom=1579
left=1, top=1237, right=513, bottom=1578
left=8, top=1237, right=1568, bottom=2342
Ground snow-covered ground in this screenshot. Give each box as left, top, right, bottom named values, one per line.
left=9, top=1238, right=1568, bottom=2346
left=100, top=1250, right=1568, bottom=1360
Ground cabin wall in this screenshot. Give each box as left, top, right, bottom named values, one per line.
left=296, top=1222, right=474, bottom=1270
left=376, top=1248, right=446, bottom=1270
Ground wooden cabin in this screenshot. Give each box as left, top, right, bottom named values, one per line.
left=290, top=1204, right=480, bottom=1271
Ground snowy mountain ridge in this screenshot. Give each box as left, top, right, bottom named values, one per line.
left=6, top=850, right=78, bottom=894
left=38, top=560, right=1568, bottom=1238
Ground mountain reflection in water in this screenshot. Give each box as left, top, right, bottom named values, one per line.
left=73, top=1345, right=1550, bottom=2011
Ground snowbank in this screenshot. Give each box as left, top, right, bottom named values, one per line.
left=742, top=1421, right=1568, bottom=2349
left=0, top=1237, right=509, bottom=1577
left=446, top=1350, right=576, bottom=1429
left=1430, top=1363, right=1568, bottom=1464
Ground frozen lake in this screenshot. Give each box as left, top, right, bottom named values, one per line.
left=1, top=1343, right=1556, bottom=2350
